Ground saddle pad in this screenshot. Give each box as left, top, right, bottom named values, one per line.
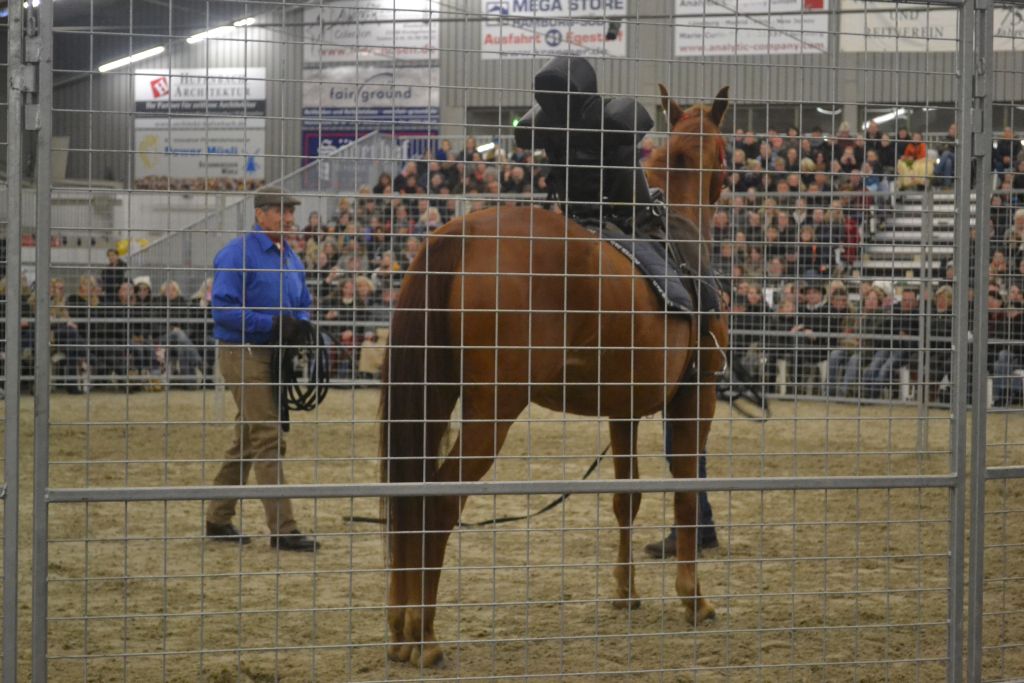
left=597, top=221, right=720, bottom=315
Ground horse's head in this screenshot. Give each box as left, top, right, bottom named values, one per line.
left=645, top=85, right=729, bottom=237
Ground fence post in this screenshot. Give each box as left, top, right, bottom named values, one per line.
left=966, top=0, right=994, bottom=679
left=2, top=0, right=27, bottom=679
left=29, top=0, right=54, bottom=680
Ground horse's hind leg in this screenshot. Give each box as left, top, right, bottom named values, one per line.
left=666, top=379, right=718, bottom=626
left=399, top=389, right=525, bottom=667
left=609, top=419, right=642, bottom=609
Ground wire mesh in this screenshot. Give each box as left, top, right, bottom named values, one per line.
left=0, top=0, right=1020, bottom=680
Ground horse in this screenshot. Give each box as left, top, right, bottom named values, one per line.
left=379, top=84, right=731, bottom=667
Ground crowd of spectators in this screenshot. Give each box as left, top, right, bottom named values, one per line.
left=134, top=176, right=264, bottom=192
left=715, top=119, right=1024, bottom=403
left=0, top=247, right=214, bottom=392
left=5, top=123, right=1024, bottom=400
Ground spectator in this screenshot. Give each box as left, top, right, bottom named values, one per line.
left=896, top=131, right=929, bottom=190
left=303, top=211, right=321, bottom=241
left=372, top=250, right=404, bottom=305
left=877, top=133, right=898, bottom=175
left=100, top=247, right=128, bottom=302
left=823, top=282, right=859, bottom=396
left=934, top=123, right=957, bottom=187
left=864, top=286, right=919, bottom=398
left=373, top=173, right=393, bottom=195
left=796, top=224, right=827, bottom=279
left=502, top=165, right=528, bottom=194
left=50, top=278, right=88, bottom=393
left=928, top=285, right=954, bottom=402
left=67, top=275, right=103, bottom=376
left=190, top=277, right=215, bottom=377
left=834, top=285, right=888, bottom=398
left=132, top=275, right=160, bottom=374
left=994, top=126, right=1018, bottom=172
left=992, top=285, right=1024, bottom=406
left=157, top=279, right=203, bottom=385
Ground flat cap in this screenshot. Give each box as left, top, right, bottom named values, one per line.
left=253, top=185, right=301, bottom=209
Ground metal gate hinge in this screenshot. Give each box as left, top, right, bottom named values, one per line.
left=24, top=103, right=40, bottom=131
left=11, top=63, right=38, bottom=93
left=25, top=36, right=41, bottom=63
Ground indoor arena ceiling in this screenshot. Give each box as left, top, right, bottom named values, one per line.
left=14, top=0, right=313, bottom=72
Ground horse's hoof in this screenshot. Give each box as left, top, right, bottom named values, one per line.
left=612, top=595, right=642, bottom=610
left=410, top=643, right=445, bottom=668
left=387, top=643, right=412, bottom=662
left=682, top=598, right=716, bottom=625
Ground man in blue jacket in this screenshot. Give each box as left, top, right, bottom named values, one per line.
left=205, top=186, right=320, bottom=552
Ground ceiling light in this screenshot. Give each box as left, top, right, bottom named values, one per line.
left=233, top=17, right=256, bottom=27
left=98, top=46, right=165, bottom=73
left=187, top=24, right=237, bottom=44
left=862, top=108, right=908, bottom=129
left=476, top=142, right=496, bottom=154
left=816, top=106, right=842, bottom=115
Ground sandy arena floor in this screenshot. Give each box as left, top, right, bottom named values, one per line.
left=2, top=388, right=1023, bottom=681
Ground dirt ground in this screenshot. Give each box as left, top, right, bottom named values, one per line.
left=2, top=389, right=1023, bottom=682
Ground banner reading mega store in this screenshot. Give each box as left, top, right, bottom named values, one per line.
left=480, top=0, right=628, bottom=60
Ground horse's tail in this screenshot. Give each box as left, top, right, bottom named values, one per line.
left=379, top=226, right=464, bottom=536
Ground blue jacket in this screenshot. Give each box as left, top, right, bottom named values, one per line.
left=211, top=227, right=312, bottom=344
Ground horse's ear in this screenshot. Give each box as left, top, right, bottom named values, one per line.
left=658, top=83, right=686, bottom=128
left=710, top=86, right=729, bottom=127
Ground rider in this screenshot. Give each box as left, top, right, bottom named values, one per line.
left=514, top=56, right=656, bottom=232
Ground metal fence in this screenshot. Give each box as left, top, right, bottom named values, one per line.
left=2, top=0, right=1024, bottom=681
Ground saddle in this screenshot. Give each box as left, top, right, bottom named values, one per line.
left=578, top=205, right=722, bottom=318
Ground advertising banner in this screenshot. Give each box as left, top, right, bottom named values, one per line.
left=839, top=1, right=957, bottom=52
left=675, top=0, right=828, bottom=56
left=303, top=0, right=439, bottom=64
left=841, top=3, right=1023, bottom=52
left=480, top=0, right=628, bottom=60
left=133, top=118, right=265, bottom=189
left=134, top=67, right=266, bottom=115
left=301, top=65, right=439, bottom=157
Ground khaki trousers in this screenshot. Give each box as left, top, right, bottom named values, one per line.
left=206, top=345, right=297, bottom=534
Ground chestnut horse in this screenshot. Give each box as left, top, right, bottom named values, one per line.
left=380, top=85, right=730, bottom=666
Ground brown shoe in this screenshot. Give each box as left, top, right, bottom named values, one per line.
left=206, top=521, right=251, bottom=545
left=270, top=530, right=320, bottom=552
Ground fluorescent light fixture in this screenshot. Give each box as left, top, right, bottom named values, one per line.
left=476, top=142, right=496, bottom=154
left=187, top=25, right=235, bottom=44
left=922, top=107, right=937, bottom=112
left=862, top=108, right=908, bottom=129
left=816, top=106, right=842, bottom=115
left=187, top=18, right=255, bottom=44
left=22, top=0, right=41, bottom=7
left=98, top=46, right=165, bottom=73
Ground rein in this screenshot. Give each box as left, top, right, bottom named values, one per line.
left=345, top=443, right=610, bottom=528
left=270, top=326, right=332, bottom=431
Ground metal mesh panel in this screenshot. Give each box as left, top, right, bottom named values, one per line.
left=0, top=0, right=1021, bottom=681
